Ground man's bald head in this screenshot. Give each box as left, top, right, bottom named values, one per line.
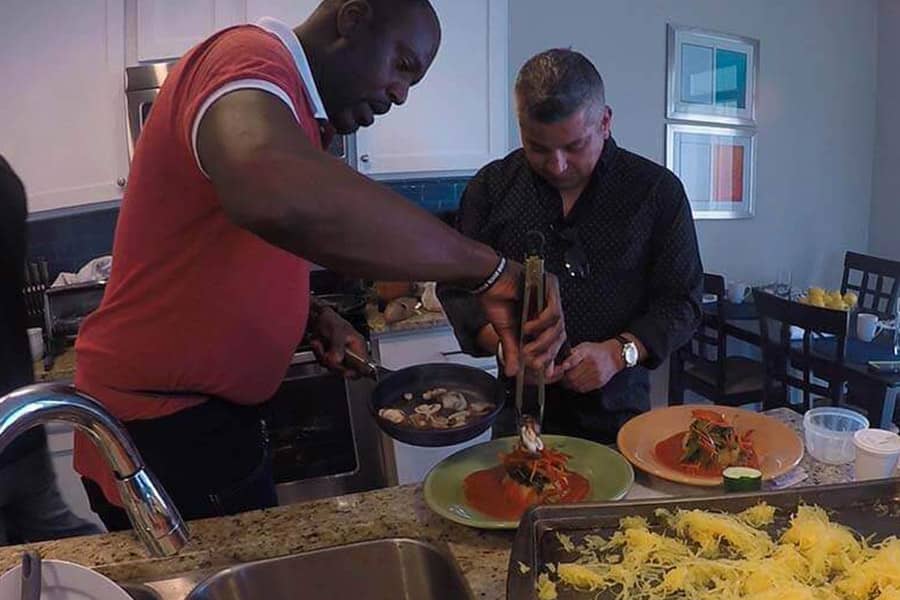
left=315, top=0, right=439, bottom=31
left=298, top=0, right=441, bottom=134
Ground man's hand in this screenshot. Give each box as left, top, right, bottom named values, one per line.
left=496, top=338, right=567, bottom=385
left=478, top=261, right=567, bottom=378
left=559, top=340, right=625, bottom=394
left=308, top=307, right=369, bottom=378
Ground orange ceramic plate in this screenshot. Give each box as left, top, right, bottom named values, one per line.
left=616, top=405, right=804, bottom=486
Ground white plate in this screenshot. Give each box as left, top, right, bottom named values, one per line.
left=702, top=293, right=718, bottom=304
left=0, top=559, right=132, bottom=600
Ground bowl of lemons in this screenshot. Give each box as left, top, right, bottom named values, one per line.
left=797, top=287, right=858, bottom=311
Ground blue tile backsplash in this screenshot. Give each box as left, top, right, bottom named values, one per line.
left=27, top=176, right=470, bottom=279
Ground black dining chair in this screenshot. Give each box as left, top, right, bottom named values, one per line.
left=669, top=274, right=765, bottom=407
left=841, top=251, right=900, bottom=319
left=753, top=289, right=850, bottom=412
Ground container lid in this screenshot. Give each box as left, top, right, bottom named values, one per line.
left=853, top=428, right=900, bottom=455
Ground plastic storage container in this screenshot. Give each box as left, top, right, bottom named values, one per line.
left=803, top=407, right=869, bottom=465
left=853, top=428, right=900, bottom=480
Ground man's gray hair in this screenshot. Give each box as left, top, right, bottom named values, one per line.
left=515, top=49, right=606, bottom=124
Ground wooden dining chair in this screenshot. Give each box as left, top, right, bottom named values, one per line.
left=753, top=289, right=850, bottom=412
left=841, top=251, right=900, bottom=319
left=669, top=274, right=765, bottom=407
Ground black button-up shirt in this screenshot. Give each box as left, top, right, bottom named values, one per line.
left=0, top=156, right=47, bottom=466
left=439, top=138, right=703, bottom=431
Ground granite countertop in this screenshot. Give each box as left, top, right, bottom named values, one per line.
left=0, top=407, right=860, bottom=599
left=0, top=484, right=512, bottom=596
left=366, top=302, right=450, bottom=336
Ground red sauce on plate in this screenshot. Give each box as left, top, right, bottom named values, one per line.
left=462, top=466, right=591, bottom=520
left=654, top=431, right=760, bottom=477
left=655, top=432, right=724, bottom=477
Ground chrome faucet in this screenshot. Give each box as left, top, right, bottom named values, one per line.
left=0, top=383, right=189, bottom=556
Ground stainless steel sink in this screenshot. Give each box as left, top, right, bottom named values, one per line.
left=123, top=538, right=474, bottom=600
left=122, top=584, right=169, bottom=600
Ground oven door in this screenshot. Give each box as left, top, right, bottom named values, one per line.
left=262, top=351, right=389, bottom=504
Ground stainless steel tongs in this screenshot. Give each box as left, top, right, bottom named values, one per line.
left=515, top=232, right=546, bottom=455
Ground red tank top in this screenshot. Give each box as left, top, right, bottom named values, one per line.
left=74, top=23, right=323, bottom=505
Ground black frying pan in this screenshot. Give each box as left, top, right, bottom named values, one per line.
left=345, top=352, right=503, bottom=447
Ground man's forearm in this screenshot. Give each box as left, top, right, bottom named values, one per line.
left=200, top=89, right=499, bottom=287
left=222, top=150, right=498, bottom=285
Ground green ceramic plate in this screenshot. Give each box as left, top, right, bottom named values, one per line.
left=423, top=435, right=634, bottom=530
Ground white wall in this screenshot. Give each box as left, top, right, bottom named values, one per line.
left=509, top=0, right=879, bottom=290
left=870, top=0, right=900, bottom=260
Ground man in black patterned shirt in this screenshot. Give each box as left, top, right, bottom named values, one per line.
left=439, top=49, right=703, bottom=443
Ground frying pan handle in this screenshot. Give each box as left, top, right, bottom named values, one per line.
left=343, top=350, right=381, bottom=380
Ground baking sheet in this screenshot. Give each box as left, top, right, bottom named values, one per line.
left=507, top=478, right=900, bottom=599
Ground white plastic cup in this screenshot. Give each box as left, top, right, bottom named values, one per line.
left=26, top=327, right=44, bottom=361
left=853, top=428, right=900, bottom=480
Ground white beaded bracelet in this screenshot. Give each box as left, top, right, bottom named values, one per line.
left=470, top=256, right=507, bottom=295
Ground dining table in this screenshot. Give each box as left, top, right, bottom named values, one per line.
left=699, top=294, right=900, bottom=428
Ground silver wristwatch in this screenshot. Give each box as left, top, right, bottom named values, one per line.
left=615, top=335, right=639, bottom=368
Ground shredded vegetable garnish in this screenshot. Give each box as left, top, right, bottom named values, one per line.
left=503, top=445, right=577, bottom=499
left=538, top=503, right=900, bottom=600
left=680, top=409, right=759, bottom=472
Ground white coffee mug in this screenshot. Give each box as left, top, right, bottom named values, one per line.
left=728, top=282, right=751, bottom=305
left=856, top=313, right=883, bottom=342
left=27, top=327, right=44, bottom=360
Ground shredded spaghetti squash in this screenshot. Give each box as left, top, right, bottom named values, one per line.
left=540, top=502, right=899, bottom=600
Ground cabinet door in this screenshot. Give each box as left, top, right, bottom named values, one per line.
left=374, top=327, right=460, bottom=371
left=373, top=325, right=496, bottom=373
left=0, top=0, right=129, bottom=212
left=356, top=0, right=509, bottom=177
left=244, top=0, right=319, bottom=24
left=46, top=425, right=106, bottom=530
left=136, top=0, right=245, bottom=62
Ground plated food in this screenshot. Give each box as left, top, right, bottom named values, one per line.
left=616, top=405, right=803, bottom=486
left=534, top=502, right=900, bottom=600
left=424, top=435, right=633, bottom=529
left=655, top=409, right=759, bottom=477
left=463, top=441, right=590, bottom=521
left=376, top=387, right=495, bottom=430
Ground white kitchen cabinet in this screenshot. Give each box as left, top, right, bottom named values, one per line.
left=3, top=0, right=510, bottom=214
left=135, top=0, right=245, bottom=62
left=356, top=0, right=509, bottom=178
left=244, top=0, right=318, bottom=24
left=0, top=0, right=129, bottom=213
left=247, top=0, right=509, bottom=178
left=375, top=326, right=497, bottom=375
left=143, top=0, right=509, bottom=179
left=373, top=324, right=497, bottom=485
